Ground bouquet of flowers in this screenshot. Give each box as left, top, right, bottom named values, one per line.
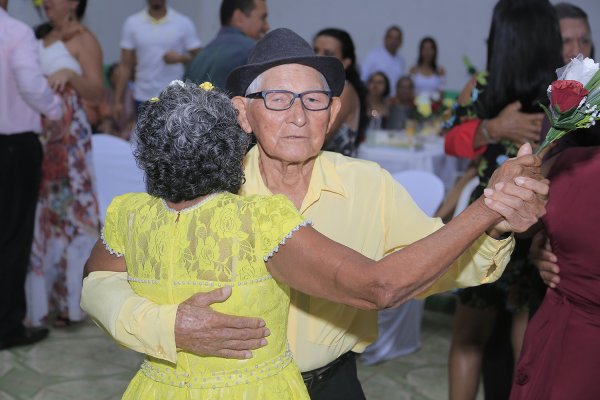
left=538, top=55, right=600, bottom=154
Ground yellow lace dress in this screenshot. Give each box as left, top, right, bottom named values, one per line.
left=101, top=191, right=311, bottom=399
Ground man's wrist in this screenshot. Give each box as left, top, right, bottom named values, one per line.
left=486, top=227, right=512, bottom=240
left=481, top=119, right=499, bottom=144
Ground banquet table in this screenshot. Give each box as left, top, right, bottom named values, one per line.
left=357, top=135, right=463, bottom=191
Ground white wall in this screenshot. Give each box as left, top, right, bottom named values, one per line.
left=8, top=0, right=600, bottom=91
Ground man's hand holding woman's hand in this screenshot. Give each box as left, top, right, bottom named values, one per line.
left=482, top=143, right=549, bottom=236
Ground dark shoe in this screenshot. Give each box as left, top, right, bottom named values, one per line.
left=0, top=327, right=49, bottom=350
left=51, top=316, right=85, bottom=329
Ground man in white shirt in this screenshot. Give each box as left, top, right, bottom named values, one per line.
left=360, top=26, right=405, bottom=96
left=113, top=0, right=202, bottom=120
left=0, top=0, right=63, bottom=350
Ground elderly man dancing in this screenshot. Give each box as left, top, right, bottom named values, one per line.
left=82, top=28, right=548, bottom=400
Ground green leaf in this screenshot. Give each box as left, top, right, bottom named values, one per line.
left=584, top=69, right=600, bottom=91
left=539, top=103, right=554, bottom=123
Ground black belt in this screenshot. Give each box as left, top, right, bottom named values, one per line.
left=301, top=351, right=355, bottom=390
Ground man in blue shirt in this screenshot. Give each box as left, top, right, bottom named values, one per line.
left=185, top=0, right=269, bottom=88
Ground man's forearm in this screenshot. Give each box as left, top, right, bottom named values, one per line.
left=417, top=232, right=514, bottom=298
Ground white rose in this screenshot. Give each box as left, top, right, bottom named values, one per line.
left=556, top=54, right=600, bottom=87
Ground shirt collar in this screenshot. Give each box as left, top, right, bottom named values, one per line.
left=242, top=147, right=348, bottom=212
left=219, top=26, right=249, bottom=37
left=144, top=7, right=171, bottom=24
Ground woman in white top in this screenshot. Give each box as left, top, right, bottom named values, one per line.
left=410, top=37, right=446, bottom=98
left=26, top=0, right=103, bottom=328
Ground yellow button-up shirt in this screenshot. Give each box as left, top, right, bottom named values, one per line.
left=81, top=148, right=514, bottom=372
left=240, top=147, right=513, bottom=371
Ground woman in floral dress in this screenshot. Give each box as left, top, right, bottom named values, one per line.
left=26, top=0, right=102, bottom=327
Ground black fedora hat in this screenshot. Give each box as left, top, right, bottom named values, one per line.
left=226, top=28, right=345, bottom=97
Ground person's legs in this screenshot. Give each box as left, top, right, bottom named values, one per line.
left=510, top=308, right=528, bottom=368
left=449, top=301, right=498, bottom=400
left=481, top=308, right=514, bottom=400
left=0, top=133, right=44, bottom=344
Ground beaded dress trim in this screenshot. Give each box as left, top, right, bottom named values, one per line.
left=263, top=220, right=313, bottom=262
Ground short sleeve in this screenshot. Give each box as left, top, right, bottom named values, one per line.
left=120, top=17, right=135, bottom=50
left=251, top=195, right=311, bottom=261
left=101, top=194, right=129, bottom=257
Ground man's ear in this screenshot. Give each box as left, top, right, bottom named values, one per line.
left=232, top=96, right=253, bottom=133
left=327, top=97, right=342, bottom=131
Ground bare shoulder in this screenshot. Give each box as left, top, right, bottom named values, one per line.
left=74, top=29, right=101, bottom=52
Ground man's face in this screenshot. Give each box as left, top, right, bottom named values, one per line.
left=560, top=17, right=592, bottom=63
left=384, top=28, right=403, bottom=55
left=396, top=78, right=414, bottom=104
left=147, top=0, right=166, bottom=11
left=239, top=0, right=270, bottom=40
left=233, top=64, right=340, bottom=164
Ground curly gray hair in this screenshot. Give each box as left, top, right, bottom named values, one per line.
left=134, top=81, right=251, bottom=202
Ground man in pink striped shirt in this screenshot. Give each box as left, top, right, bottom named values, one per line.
left=0, top=0, right=63, bottom=350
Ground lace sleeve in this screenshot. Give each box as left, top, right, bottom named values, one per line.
left=263, top=220, right=313, bottom=262
left=100, top=227, right=124, bottom=257
left=101, top=194, right=130, bottom=257
left=251, top=194, right=311, bottom=261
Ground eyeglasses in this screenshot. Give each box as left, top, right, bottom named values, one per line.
left=245, top=90, right=333, bottom=111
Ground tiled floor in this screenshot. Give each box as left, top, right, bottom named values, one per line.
left=0, top=309, right=478, bottom=400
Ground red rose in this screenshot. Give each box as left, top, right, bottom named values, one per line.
left=550, top=80, right=589, bottom=113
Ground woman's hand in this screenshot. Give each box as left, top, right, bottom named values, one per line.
left=48, top=68, right=76, bottom=92
left=163, top=51, right=191, bottom=65
left=483, top=143, right=548, bottom=235
left=486, top=101, right=544, bottom=145
left=529, top=230, right=560, bottom=288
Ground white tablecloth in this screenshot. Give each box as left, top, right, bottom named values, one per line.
left=357, top=138, right=462, bottom=191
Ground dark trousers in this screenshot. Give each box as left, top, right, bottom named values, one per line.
left=0, top=133, right=42, bottom=339
left=303, top=352, right=366, bottom=400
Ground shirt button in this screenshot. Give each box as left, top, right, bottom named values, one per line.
left=157, top=346, right=164, bottom=354
left=515, top=371, right=529, bottom=385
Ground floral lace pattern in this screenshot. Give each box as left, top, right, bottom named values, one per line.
left=103, top=192, right=310, bottom=399
left=264, top=220, right=313, bottom=261
left=100, top=228, right=123, bottom=257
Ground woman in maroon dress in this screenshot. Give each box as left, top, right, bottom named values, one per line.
left=510, top=144, right=600, bottom=400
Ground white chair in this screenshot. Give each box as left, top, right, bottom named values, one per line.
left=392, top=170, right=446, bottom=216
left=91, top=134, right=146, bottom=223
left=360, top=170, right=445, bottom=365
left=453, top=176, right=480, bottom=218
